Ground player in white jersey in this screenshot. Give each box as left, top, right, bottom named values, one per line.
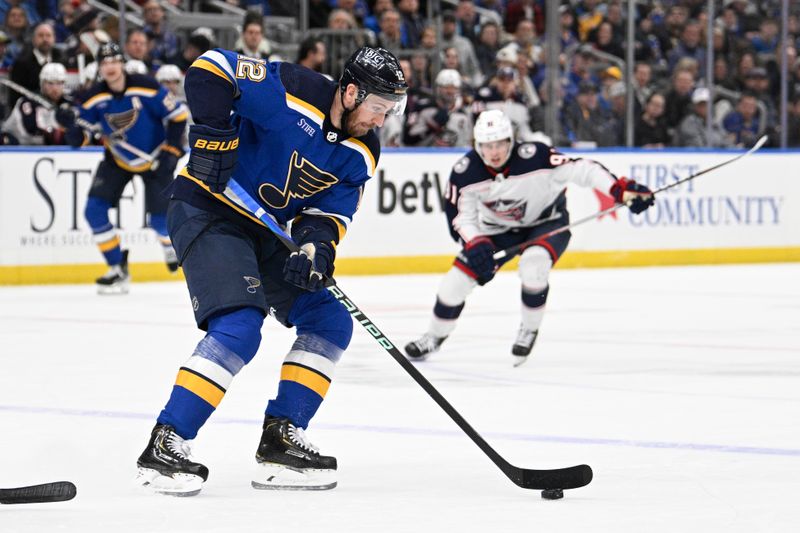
left=404, top=110, right=655, bottom=366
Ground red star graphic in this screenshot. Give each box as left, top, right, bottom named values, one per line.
left=593, top=188, right=618, bottom=220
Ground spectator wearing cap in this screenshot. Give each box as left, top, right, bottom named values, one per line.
left=663, top=68, right=695, bottom=132
left=235, top=13, right=273, bottom=61
left=296, top=36, right=327, bottom=74
left=743, top=65, right=779, bottom=132
left=723, top=92, right=763, bottom=148
left=142, top=0, right=179, bottom=65
left=474, top=21, right=501, bottom=78
left=441, top=11, right=482, bottom=87
left=562, top=80, right=614, bottom=147
left=634, top=92, right=669, bottom=148
left=673, top=87, right=730, bottom=147
left=9, top=21, right=65, bottom=107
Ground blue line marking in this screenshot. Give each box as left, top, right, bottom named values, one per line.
left=2, top=404, right=797, bottom=457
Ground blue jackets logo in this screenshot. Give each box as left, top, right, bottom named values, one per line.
left=259, top=151, right=339, bottom=209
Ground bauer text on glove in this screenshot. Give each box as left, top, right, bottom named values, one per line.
left=187, top=124, right=239, bottom=193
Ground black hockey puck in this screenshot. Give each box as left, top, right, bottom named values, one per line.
left=541, top=489, right=564, bottom=500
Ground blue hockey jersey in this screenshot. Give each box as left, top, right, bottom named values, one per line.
left=78, top=73, right=189, bottom=172
left=173, top=49, right=381, bottom=244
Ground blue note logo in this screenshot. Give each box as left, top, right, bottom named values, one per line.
left=259, top=151, right=339, bottom=209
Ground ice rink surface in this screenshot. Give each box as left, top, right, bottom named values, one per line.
left=1, top=263, right=798, bottom=532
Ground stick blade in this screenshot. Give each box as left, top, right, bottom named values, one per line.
left=514, top=464, right=593, bottom=490
left=0, top=481, right=77, bottom=504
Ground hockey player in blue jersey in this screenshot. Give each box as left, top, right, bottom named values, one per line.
left=56, top=42, right=189, bottom=294
left=404, top=110, right=655, bottom=367
left=135, top=46, right=407, bottom=495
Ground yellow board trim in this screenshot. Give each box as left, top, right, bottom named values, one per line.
left=280, top=364, right=330, bottom=398
left=176, top=369, right=225, bottom=407
left=1, top=247, right=799, bottom=285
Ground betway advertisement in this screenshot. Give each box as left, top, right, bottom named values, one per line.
left=0, top=148, right=798, bottom=278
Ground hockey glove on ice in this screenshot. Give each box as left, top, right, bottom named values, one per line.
left=610, top=177, right=655, bottom=214
left=283, top=242, right=334, bottom=292
left=187, top=124, right=239, bottom=193
left=463, top=237, right=496, bottom=279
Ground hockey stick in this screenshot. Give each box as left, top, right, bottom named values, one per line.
left=226, top=179, right=592, bottom=491
left=0, top=481, right=76, bottom=504
left=493, top=135, right=768, bottom=261
left=0, top=78, right=158, bottom=164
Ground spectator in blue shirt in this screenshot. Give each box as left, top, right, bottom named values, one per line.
left=723, top=93, right=762, bottom=147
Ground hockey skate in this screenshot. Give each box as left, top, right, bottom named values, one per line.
left=511, top=327, right=538, bottom=367
left=252, top=416, right=337, bottom=491
left=404, top=334, right=446, bottom=361
left=96, top=250, right=130, bottom=295
left=163, top=245, right=179, bottom=273
left=136, top=424, right=209, bottom=497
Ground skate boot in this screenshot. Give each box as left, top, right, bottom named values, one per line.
left=96, top=250, right=130, bottom=295
left=136, top=424, right=209, bottom=497
left=252, top=416, right=337, bottom=491
left=404, top=333, right=446, bottom=361
left=511, top=327, right=538, bottom=367
left=163, top=245, right=179, bottom=273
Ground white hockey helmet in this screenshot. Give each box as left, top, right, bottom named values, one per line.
left=155, top=64, right=183, bottom=83
left=39, top=62, right=67, bottom=84
left=435, top=68, right=461, bottom=88
left=473, top=109, right=514, bottom=167
left=125, top=59, right=148, bottom=75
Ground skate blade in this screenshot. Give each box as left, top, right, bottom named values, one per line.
left=513, top=355, right=529, bottom=367
left=97, top=282, right=130, bottom=295
left=135, top=467, right=203, bottom=497
left=252, top=463, right=337, bottom=491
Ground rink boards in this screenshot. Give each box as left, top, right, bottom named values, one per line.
left=0, top=146, right=799, bottom=284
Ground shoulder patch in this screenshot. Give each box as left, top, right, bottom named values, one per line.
left=517, top=143, right=537, bottom=159
left=453, top=156, right=470, bottom=174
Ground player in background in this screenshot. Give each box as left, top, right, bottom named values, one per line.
left=403, top=68, right=473, bottom=147
left=1, top=63, right=72, bottom=145
left=134, top=47, right=407, bottom=495
left=405, top=110, right=655, bottom=367
left=56, top=42, right=188, bottom=294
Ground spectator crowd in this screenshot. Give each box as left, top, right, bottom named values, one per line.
left=1, top=0, right=799, bottom=149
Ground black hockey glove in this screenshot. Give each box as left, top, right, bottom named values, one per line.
left=153, top=145, right=181, bottom=180
left=187, top=124, right=239, bottom=193
left=610, top=177, right=655, bottom=214
left=283, top=242, right=334, bottom=292
left=55, top=104, right=76, bottom=128
left=463, top=237, right=496, bottom=279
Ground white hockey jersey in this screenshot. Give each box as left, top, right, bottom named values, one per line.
left=444, top=142, right=620, bottom=243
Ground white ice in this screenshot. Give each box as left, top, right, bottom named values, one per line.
left=1, top=264, right=799, bottom=532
